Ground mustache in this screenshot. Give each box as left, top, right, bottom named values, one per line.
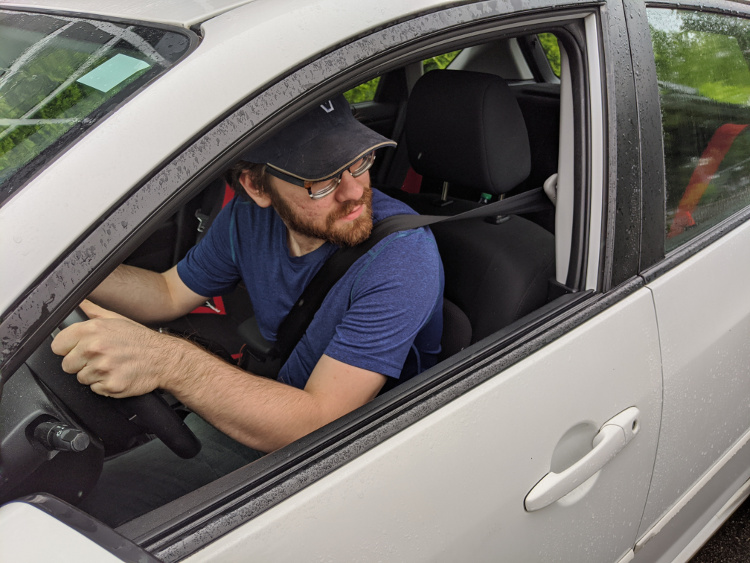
left=330, top=186, right=372, bottom=220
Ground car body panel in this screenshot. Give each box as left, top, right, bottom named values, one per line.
left=0, top=502, right=126, bottom=562
left=183, top=289, right=662, bottom=563
left=638, top=218, right=750, bottom=537
left=2, top=0, right=750, bottom=560
left=634, top=441, right=750, bottom=562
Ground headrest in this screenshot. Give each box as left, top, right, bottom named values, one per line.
left=406, top=70, right=530, bottom=195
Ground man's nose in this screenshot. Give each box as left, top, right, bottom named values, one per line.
left=334, top=170, right=367, bottom=202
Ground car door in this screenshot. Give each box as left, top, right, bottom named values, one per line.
left=0, top=1, right=664, bottom=562
left=629, top=3, right=750, bottom=560
left=185, top=291, right=662, bottom=563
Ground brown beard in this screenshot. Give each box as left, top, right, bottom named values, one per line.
left=269, top=184, right=373, bottom=247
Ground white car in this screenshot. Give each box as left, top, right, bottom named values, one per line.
left=1, top=0, right=749, bottom=561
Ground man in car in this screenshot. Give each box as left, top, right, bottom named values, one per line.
left=51, top=95, right=444, bottom=524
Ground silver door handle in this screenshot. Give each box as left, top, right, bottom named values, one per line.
left=524, top=407, right=640, bottom=512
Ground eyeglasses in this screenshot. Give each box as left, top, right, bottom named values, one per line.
left=266, top=151, right=375, bottom=200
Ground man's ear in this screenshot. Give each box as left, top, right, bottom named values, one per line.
left=239, top=171, right=272, bottom=208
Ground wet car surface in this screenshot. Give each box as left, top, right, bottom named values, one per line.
left=1, top=0, right=750, bottom=561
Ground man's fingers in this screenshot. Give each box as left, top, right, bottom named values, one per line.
left=51, top=325, right=80, bottom=357
left=52, top=302, right=130, bottom=358
left=79, top=299, right=123, bottom=320
left=89, top=381, right=115, bottom=398
left=60, top=350, right=87, bottom=375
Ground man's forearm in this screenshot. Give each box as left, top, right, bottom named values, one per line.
left=53, top=308, right=322, bottom=452
left=89, top=265, right=192, bottom=324
left=162, top=339, right=331, bottom=452
left=54, top=301, right=386, bottom=453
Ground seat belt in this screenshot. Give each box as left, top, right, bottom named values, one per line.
left=195, top=179, right=234, bottom=244
left=256, top=186, right=551, bottom=367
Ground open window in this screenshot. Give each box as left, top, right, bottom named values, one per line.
left=107, top=25, right=588, bottom=383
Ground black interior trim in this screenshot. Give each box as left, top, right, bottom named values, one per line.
left=558, top=24, right=591, bottom=291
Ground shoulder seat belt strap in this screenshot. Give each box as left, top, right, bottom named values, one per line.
left=272, top=187, right=550, bottom=365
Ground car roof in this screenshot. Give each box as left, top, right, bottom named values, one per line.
left=0, top=0, right=258, bottom=28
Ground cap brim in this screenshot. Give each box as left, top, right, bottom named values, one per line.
left=241, top=95, right=396, bottom=181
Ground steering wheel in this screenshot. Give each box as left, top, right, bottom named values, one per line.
left=29, top=307, right=201, bottom=459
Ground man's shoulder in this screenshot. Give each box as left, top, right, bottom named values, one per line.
left=371, top=188, right=419, bottom=222
left=370, top=189, right=438, bottom=253
left=355, top=193, right=442, bottom=284
left=216, top=195, right=283, bottom=240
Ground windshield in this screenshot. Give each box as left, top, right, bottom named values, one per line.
left=0, top=10, right=193, bottom=206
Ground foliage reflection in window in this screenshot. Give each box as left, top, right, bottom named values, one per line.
left=648, top=9, right=750, bottom=250
left=0, top=10, right=190, bottom=204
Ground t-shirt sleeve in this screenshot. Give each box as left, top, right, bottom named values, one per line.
left=176, top=199, right=242, bottom=296
left=324, top=229, right=443, bottom=379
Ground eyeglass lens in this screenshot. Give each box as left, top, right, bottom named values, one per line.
left=308, top=152, right=375, bottom=198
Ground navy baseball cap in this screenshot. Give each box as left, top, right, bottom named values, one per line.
left=242, top=95, right=396, bottom=182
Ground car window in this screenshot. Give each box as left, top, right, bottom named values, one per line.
left=648, top=8, right=750, bottom=251
left=343, top=50, right=461, bottom=104
left=343, top=76, right=381, bottom=103
left=422, top=50, right=461, bottom=73
left=0, top=10, right=192, bottom=206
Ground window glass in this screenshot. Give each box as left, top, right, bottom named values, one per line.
left=0, top=10, right=191, bottom=205
left=538, top=33, right=561, bottom=77
left=648, top=9, right=750, bottom=251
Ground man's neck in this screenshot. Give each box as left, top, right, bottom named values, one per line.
left=286, top=229, right=326, bottom=257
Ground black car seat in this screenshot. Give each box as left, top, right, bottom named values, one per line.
left=403, top=70, right=556, bottom=357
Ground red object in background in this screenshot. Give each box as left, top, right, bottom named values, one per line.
left=401, top=167, right=423, bottom=194
left=191, top=296, right=227, bottom=315
left=190, top=182, right=235, bottom=315
left=669, top=123, right=749, bottom=238
left=221, top=182, right=234, bottom=207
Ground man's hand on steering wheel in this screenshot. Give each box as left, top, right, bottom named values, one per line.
left=50, top=301, right=202, bottom=459
left=52, top=300, right=177, bottom=399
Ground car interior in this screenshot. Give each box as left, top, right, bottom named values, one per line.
left=1, top=28, right=585, bottom=527
left=125, top=32, right=569, bottom=362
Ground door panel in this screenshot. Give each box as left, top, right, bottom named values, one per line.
left=187, top=289, right=662, bottom=563
left=639, top=219, right=750, bottom=539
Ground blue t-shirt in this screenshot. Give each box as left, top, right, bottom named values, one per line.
left=177, top=189, right=444, bottom=389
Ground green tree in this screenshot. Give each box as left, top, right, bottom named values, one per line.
left=344, top=77, right=381, bottom=104
left=422, top=50, right=461, bottom=73
left=538, top=33, right=561, bottom=77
